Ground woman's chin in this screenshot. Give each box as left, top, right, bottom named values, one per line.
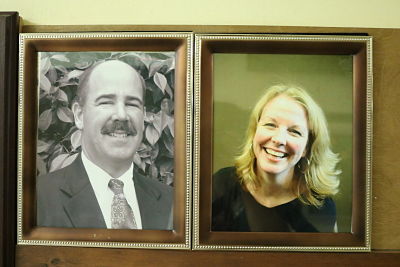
left=257, top=162, right=293, bottom=177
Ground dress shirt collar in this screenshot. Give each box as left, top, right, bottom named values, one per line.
left=81, top=151, right=134, bottom=183
left=80, top=151, right=142, bottom=229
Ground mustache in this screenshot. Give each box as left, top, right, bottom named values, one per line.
left=100, top=120, right=137, bottom=136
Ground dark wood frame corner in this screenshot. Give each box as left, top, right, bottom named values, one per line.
left=193, top=34, right=373, bottom=251
left=18, top=32, right=193, bottom=249
left=0, top=11, right=19, bottom=267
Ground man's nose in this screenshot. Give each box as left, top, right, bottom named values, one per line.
left=271, top=128, right=287, bottom=145
left=112, top=103, right=128, bottom=121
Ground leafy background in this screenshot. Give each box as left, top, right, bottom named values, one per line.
left=37, top=52, right=175, bottom=186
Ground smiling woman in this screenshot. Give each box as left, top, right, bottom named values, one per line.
left=212, top=84, right=341, bottom=232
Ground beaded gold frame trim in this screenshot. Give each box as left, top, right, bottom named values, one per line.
left=193, top=34, right=372, bottom=252
left=18, top=32, right=193, bottom=249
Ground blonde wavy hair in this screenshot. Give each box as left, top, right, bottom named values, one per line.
left=234, top=84, right=341, bottom=207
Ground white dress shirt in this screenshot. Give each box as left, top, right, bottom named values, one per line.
left=81, top=152, right=142, bottom=229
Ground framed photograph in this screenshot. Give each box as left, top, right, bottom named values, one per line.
left=18, top=32, right=193, bottom=249
left=193, top=34, right=372, bottom=251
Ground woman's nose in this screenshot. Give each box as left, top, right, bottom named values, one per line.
left=271, top=129, right=286, bottom=145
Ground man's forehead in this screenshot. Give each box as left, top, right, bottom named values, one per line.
left=86, top=61, right=143, bottom=94
left=90, top=61, right=139, bottom=80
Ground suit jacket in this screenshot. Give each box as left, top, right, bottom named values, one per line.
left=37, top=154, right=173, bottom=230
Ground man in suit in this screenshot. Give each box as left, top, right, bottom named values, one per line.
left=37, top=60, right=173, bottom=230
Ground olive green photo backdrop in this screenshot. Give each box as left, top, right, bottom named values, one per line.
left=212, top=53, right=353, bottom=232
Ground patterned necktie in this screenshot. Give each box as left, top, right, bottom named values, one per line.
left=108, top=178, right=137, bottom=229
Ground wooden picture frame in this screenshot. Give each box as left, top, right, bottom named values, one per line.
left=0, top=11, right=19, bottom=267
left=17, top=32, right=193, bottom=249
left=193, top=34, right=373, bottom=251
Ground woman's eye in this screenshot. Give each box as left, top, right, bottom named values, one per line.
left=289, top=129, right=302, bottom=136
left=264, top=123, right=276, bottom=128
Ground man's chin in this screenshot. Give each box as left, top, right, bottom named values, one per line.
left=106, top=149, right=136, bottom=159
left=99, top=143, right=137, bottom=160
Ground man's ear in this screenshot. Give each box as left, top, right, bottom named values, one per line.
left=72, top=102, right=84, bottom=130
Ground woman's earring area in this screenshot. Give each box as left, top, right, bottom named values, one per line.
left=296, top=157, right=310, bottom=174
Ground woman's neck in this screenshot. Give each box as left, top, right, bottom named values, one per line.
left=246, top=169, right=298, bottom=208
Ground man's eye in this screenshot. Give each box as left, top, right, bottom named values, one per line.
left=126, top=102, right=140, bottom=108
left=98, top=101, right=113, bottom=105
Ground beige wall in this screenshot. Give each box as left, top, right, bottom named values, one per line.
left=1, top=0, right=400, bottom=28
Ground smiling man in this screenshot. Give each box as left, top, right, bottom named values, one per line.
left=37, top=60, right=173, bottom=230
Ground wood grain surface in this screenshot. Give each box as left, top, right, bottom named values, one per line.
left=0, top=12, right=19, bottom=267
left=368, top=28, right=400, bottom=250
left=15, top=246, right=400, bottom=267
left=13, top=24, right=400, bottom=266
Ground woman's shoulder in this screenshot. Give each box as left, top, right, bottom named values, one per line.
left=212, top=167, right=248, bottom=231
left=322, top=197, right=336, bottom=212
left=214, top=166, right=237, bottom=178
left=212, top=166, right=242, bottom=198
left=301, top=197, right=336, bottom=216
left=213, top=166, right=240, bottom=188
left=315, top=197, right=336, bottom=215
left=300, top=197, right=337, bottom=232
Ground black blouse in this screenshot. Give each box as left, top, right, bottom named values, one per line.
left=212, top=167, right=337, bottom=232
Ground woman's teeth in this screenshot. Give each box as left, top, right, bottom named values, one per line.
left=264, top=148, right=287, bottom=158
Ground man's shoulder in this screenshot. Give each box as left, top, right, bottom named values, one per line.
left=37, top=155, right=81, bottom=188
left=141, top=175, right=172, bottom=192
left=37, top=166, right=64, bottom=184
left=133, top=171, right=173, bottom=197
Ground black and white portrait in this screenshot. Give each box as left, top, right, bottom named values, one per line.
left=36, top=52, right=175, bottom=230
